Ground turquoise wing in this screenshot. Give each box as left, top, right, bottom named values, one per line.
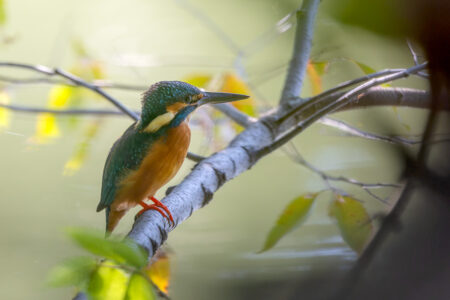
left=97, top=123, right=161, bottom=212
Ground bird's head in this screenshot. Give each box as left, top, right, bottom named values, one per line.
left=138, top=81, right=248, bottom=132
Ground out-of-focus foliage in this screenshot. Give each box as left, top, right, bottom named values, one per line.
left=47, top=256, right=97, bottom=288
left=49, top=228, right=161, bottom=299
left=306, top=60, right=330, bottom=95
left=144, top=252, right=170, bottom=294
left=329, top=195, right=373, bottom=253
left=31, top=43, right=105, bottom=145
left=260, top=193, right=317, bottom=252
left=125, top=273, right=156, bottom=300
left=325, top=0, right=404, bottom=37
left=261, top=193, right=374, bottom=254
left=64, top=120, right=102, bottom=175
left=0, top=90, right=11, bottom=131
left=87, top=262, right=130, bottom=300
left=67, top=228, right=147, bottom=268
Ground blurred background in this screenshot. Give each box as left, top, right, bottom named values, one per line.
left=0, top=0, right=431, bottom=299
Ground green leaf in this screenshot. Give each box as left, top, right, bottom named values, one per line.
left=87, top=262, right=129, bottom=300
left=47, top=256, right=97, bottom=287
left=125, top=274, right=156, bottom=300
left=329, top=195, right=373, bottom=253
left=348, top=59, right=390, bottom=87
left=351, top=60, right=376, bottom=75
left=67, top=228, right=147, bottom=268
left=259, top=193, right=317, bottom=252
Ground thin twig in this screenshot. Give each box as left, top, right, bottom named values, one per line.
left=286, top=145, right=398, bottom=204
left=0, top=103, right=128, bottom=115
left=54, top=68, right=140, bottom=120
left=319, top=117, right=450, bottom=146
left=280, top=0, right=321, bottom=105
left=214, top=103, right=256, bottom=127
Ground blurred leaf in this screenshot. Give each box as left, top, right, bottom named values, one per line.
left=351, top=60, right=376, bottom=75
left=48, top=85, right=74, bottom=109
left=221, top=73, right=257, bottom=117
left=31, top=85, right=73, bottom=143
left=0, top=0, right=6, bottom=26
left=183, top=74, right=212, bottom=89
left=67, top=228, right=147, bottom=268
left=306, top=61, right=323, bottom=95
left=260, top=193, right=317, bottom=252
left=311, top=61, right=330, bottom=76
left=325, top=0, right=404, bottom=37
left=125, top=273, right=156, bottom=300
left=0, top=91, right=11, bottom=131
left=329, top=195, right=373, bottom=253
left=47, top=256, right=97, bottom=287
left=144, top=253, right=170, bottom=295
left=348, top=59, right=390, bottom=87
left=87, top=261, right=129, bottom=300
left=31, top=113, right=60, bottom=143
left=64, top=120, right=102, bottom=175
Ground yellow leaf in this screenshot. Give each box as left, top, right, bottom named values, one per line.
left=0, top=91, right=11, bottom=131
left=183, top=74, right=212, bottom=89
left=32, top=113, right=60, bottom=143
left=329, top=195, right=373, bottom=254
left=48, top=85, right=74, bottom=109
left=87, top=261, right=129, bottom=300
left=306, top=61, right=322, bottom=95
left=144, top=253, right=170, bottom=295
left=259, top=193, right=317, bottom=252
left=221, top=73, right=257, bottom=117
left=125, top=274, right=155, bottom=300
left=64, top=121, right=101, bottom=176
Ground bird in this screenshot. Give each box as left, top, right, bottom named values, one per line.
left=97, top=81, right=249, bottom=233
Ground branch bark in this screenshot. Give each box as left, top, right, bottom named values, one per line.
left=280, top=0, right=320, bottom=105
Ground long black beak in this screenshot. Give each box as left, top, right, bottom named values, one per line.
left=198, top=91, right=249, bottom=106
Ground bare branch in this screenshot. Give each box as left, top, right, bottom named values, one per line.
left=213, top=103, right=256, bottom=127
left=0, top=102, right=127, bottom=116
left=0, top=74, right=148, bottom=91
left=280, top=0, right=321, bottom=105
left=319, top=117, right=429, bottom=146
left=285, top=145, right=399, bottom=204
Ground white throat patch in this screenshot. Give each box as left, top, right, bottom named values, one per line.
left=142, top=111, right=175, bottom=133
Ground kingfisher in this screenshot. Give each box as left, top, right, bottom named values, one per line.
left=97, top=81, right=248, bottom=233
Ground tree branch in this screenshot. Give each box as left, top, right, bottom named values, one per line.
left=213, top=103, right=256, bottom=127
left=280, top=0, right=321, bottom=105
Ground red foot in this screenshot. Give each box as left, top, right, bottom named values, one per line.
left=135, top=197, right=175, bottom=227
left=149, top=196, right=174, bottom=225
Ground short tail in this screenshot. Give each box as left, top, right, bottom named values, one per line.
left=104, top=207, right=127, bottom=235
left=104, top=207, right=111, bottom=237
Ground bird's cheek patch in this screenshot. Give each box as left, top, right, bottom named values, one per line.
left=143, top=112, right=175, bottom=133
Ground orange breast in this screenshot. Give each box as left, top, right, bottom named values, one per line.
left=110, top=122, right=191, bottom=214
